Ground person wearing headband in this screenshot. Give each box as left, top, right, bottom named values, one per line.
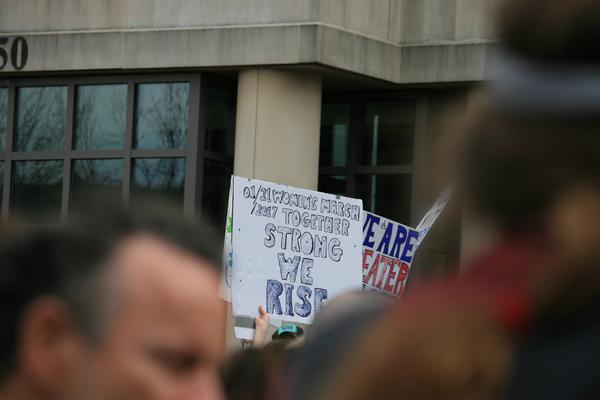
left=272, top=324, right=305, bottom=341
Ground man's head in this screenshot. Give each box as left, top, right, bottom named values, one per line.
left=0, top=206, right=226, bottom=400
left=453, top=0, right=600, bottom=235
left=499, top=0, right=600, bottom=64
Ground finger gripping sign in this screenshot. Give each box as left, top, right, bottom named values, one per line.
left=362, top=211, right=420, bottom=297
left=232, top=176, right=364, bottom=326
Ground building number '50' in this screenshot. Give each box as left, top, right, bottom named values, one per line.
left=0, top=37, right=28, bottom=70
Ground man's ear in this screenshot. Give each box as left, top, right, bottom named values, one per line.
left=19, top=298, right=84, bottom=397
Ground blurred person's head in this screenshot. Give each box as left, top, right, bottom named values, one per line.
left=223, top=339, right=301, bottom=400
left=222, top=349, right=266, bottom=400
left=0, top=204, right=225, bottom=400
left=499, top=0, right=600, bottom=64
left=452, top=0, right=600, bottom=243
left=271, top=324, right=304, bottom=341
left=315, top=303, right=512, bottom=400
left=313, top=1, right=600, bottom=399
left=444, top=0, right=600, bottom=320
left=292, top=291, right=393, bottom=400
left=456, top=99, right=600, bottom=233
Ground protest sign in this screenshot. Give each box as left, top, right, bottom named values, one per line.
left=362, top=212, right=419, bottom=297
left=415, top=184, right=455, bottom=248
left=231, top=176, right=363, bottom=327
left=220, top=177, right=234, bottom=302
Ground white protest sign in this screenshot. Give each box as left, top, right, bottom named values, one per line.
left=362, top=212, right=420, bottom=297
left=231, top=176, right=363, bottom=327
left=415, top=184, right=455, bottom=248
left=220, top=177, right=234, bottom=302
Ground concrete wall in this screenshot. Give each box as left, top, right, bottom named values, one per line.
left=0, top=0, right=497, bottom=83
left=319, top=0, right=498, bottom=44
left=389, top=0, right=498, bottom=44
left=0, top=0, right=318, bottom=32
left=0, top=0, right=497, bottom=43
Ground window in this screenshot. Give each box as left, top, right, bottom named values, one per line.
left=319, top=96, right=417, bottom=225
left=71, top=159, right=123, bottom=208
left=16, top=86, right=67, bottom=152
left=0, top=74, right=236, bottom=224
left=0, top=88, right=7, bottom=151
left=0, top=161, right=4, bottom=207
left=12, top=160, right=64, bottom=219
left=75, top=84, right=127, bottom=150
left=195, top=82, right=237, bottom=227
left=201, top=159, right=233, bottom=227
left=204, top=84, right=237, bottom=157
left=131, top=157, right=186, bottom=208
left=320, top=103, right=350, bottom=168
left=135, top=83, right=189, bottom=150
left=0, top=86, right=6, bottom=210
left=360, top=101, right=415, bottom=166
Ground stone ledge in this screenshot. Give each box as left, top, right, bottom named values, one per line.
left=0, top=24, right=495, bottom=84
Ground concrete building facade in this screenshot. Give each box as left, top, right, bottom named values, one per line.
left=0, top=0, right=497, bottom=278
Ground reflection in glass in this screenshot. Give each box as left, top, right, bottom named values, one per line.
left=0, top=88, right=7, bottom=151
left=205, top=85, right=236, bottom=156
left=356, top=174, right=412, bottom=224
left=201, top=160, right=232, bottom=228
left=359, top=101, right=415, bottom=166
left=318, top=175, right=347, bottom=197
left=75, top=85, right=127, bottom=150
left=16, top=86, right=67, bottom=152
left=12, top=160, right=64, bottom=218
left=320, top=103, right=350, bottom=167
left=71, top=159, right=123, bottom=210
left=131, top=158, right=185, bottom=209
left=135, top=83, right=189, bottom=149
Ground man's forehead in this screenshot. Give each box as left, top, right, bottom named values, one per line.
left=101, top=235, right=225, bottom=359
left=113, top=235, right=221, bottom=307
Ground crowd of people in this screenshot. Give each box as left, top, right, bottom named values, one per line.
left=1, top=0, right=600, bottom=398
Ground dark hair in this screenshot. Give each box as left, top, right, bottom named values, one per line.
left=457, top=0, right=600, bottom=229
left=222, top=349, right=267, bottom=400
left=0, top=202, right=222, bottom=382
left=499, top=0, right=600, bottom=63
left=459, top=102, right=600, bottom=231
left=223, top=341, right=299, bottom=400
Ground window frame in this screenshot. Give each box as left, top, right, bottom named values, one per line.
left=0, top=73, right=236, bottom=220
left=319, top=91, right=429, bottom=226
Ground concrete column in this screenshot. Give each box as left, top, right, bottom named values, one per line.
left=226, top=68, right=322, bottom=349
left=234, top=68, right=323, bottom=190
